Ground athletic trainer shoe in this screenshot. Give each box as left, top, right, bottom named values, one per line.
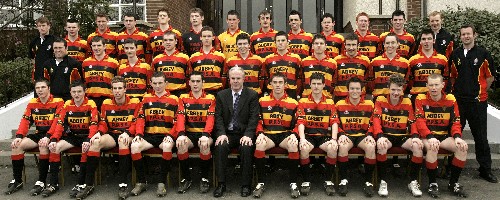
left=41, top=184, right=58, bottom=197
left=200, top=178, right=210, bottom=193
left=324, top=181, right=335, bottom=196
left=290, top=183, right=300, bottom=198
left=408, top=180, right=422, bottom=197
left=118, top=185, right=129, bottom=200
left=338, top=179, right=348, bottom=196
left=30, top=181, right=45, bottom=196
left=300, top=182, right=310, bottom=196
left=178, top=179, right=192, bottom=193
left=75, top=185, right=94, bottom=200
left=252, top=183, right=265, bottom=198
left=157, top=183, right=167, bottom=197
left=428, top=183, right=439, bottom=198
left=378, top=180, right=388, bottom=197
left=130, top=183, right=147, bottom=196
left=5, top=180, right=23, bottom=195
left=448, top=183, right=467, bottom=198
left=69, top=184, right=85, bottom=198
left=363, top=182, right=375, bottom=197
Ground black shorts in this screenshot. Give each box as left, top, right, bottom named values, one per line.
left=346, top=135, right=367, bottom=146
left=265, top=132, right=291, bottom=146
left=61, top=135, right=86, bottom=147
left=304, top=135, right=331, bottom=147
left=434, top=134, right=449, bottom=142
left=26, top=133, right=46, bottom=144
left=381, top=135, right=410, bottom=147
left=142, top=134, right=168, bottom=147
left=186, top=132, right=203, bottom=147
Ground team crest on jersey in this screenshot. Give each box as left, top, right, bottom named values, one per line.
left=268, top=106, right=272, bottom=110
left=159, top=61, right=162, bottom=65
left=442, top=106, right=447, bottom=111
left=283, top=107, right=287, bottom=112
left=34, top=108, right=39, bottom=113
left=123, top=72, right=127, bottom=76
left=309, top=64, right=314, bottom=68
left=202, top=104, right=206, bottom=109
left=400, top=110, right=404, bottom=115
left=473, top=58, right=478, bottom=66
left=396, top=66, right=400, bottom=71
left=380, top=65, right=384, bottom=69
left=322, top=109, right=326, bottom=114
left=434, top=62, right=439, bottom=67
left=64, top=67, right=68, bottom=73
left=47, top=45, right=51, bottom=50
left=197, top=60, right=201, bottom=64
left=149, top=102, right=153, bottom=106
left=457, top=58, right=461, bottom=66
left=417, top=63, right=422, bottom=68
left=361, top=111, right=365, bottom=115
left=154, top=36, right=157, bottom=39
left=272, top=61, right=276, bottom=65
left=173, top=61, right=178, bottom=65
left=234, top=64, right=238, bottom=68
left=288, top=61, right=292, bottom=65
left=121, top=39, right=124, bottom=42
left=301, top=39, right=305, bottom=43
left=69, top=111, right=73, bottom=115
left=111, top=110, right=115, bottom=114
left=307, top=108, right=311, bottom=113
left=257, top=38, right=261, bottom=41
left=344, top=110, right=349, bottom=114
left=425, top=105, right=429, bottom=110
left=384, top=108, right=388, bottom=112
left=441, top=40, right=446, bottom=45
left=186, top=103, right=190, bottom=108
left=340, top=63, right=345, bottom=67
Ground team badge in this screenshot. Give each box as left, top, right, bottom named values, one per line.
left=89, top=65, right=92, bottom=69
left=396, top=66, right=400, bottom=71
left=301, top=39, right=305, bottom=43
left=64, top=67, right=68, bottom=73
left=380, top=65, right=384, bottom=69
left=309, top=64, right=314, bottom=68
left=268, top=106, right=272, bottom=110
left=417, top=63, right=422, bottom=68
left=361, top=111, right=365, bottom=115
left=69, top=111, right=73, bottom=115
left=186, top=103, right=190, bottom=107
left=202, top=104, right=206, bottom=109
left=257, top=38, right=261, bottom=41
left=159, top=61, right=162, bottom=65
left=344, top=110, right=349, bottom=114
left=441, top=40, right=446, bottom=45
left=47, top=45, right=51, bottom=50
left=34, top=108, right=39, bottom=113
left=473, top=58, right=478, bottom=66
left=288, top=61, right=292, bottom=65
left=442, top=106, right=447, bottom=111
left=340, top=63, right=345, bottom=67
left=111, top=110, right=115, bottom=114
left=283, top=107, right=287, bottom=112
left=149, top=102, right=153, bottom=106
left=189, top=37, right=192, bottom=41
left=272, top=61, right=276, bottom=65
left=426, top=105, right=429, bottom=110
left=50, top=68, right=54, bottom=73
left=322, top=109, right=326, bottom=114
left=307, top=108, right=311, bottom=113
left=400, top=110, right=404, bottom=115
left=434, top=62, right=439, bottom=68
left=197, top=60, right=201, bottom=64
left=457, top=58, right=461, bottom=66
left=173, top=61, right=178, bottom=65
left=121, top=39, right=124, bottom=42
left=384, top=108, right=388, bottom=112
left=123, top=72, right=127, bottom=76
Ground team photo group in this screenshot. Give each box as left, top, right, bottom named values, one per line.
left=5, top=4, right=498, bottom=200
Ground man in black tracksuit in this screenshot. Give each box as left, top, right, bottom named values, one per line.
left=29, top=17, right=55, bottom=83
left=449, top=24, right=497, bottom=183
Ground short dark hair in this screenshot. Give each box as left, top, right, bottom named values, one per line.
left=392, top=10, right=406, bottom=20
left=460, top=24, right=476, bottom=34
left=91, top=36, right=105, bottom=45
left=270, top=72, right=287, bottom=83
left=235, top=33, right=250, bottom=44
left=289, top=10, right=302, bottom=20
left=69, top=80, right=85, bottom=90
left=123, top=13, right=137, bottom=20
left=36, top=16, right=51, bottom=25
left=321, top=13, right=334, bottom=23
left=163, top=30, right=178, bottom=41
left=190, top=8, right=204, bottom=17
left=35, top=78, right=50, bottom=87
left=152, top=71, right=167, bottom=81
left=111, top=76, right=126, bottom=86
left=258, top=10, right=272, bottom=20
left=275, top=31, right=288, bottom=40
left=190, top=71, right=204, bottom=81
left=347, top=76, right=364, bottom=89
left=420, top=29, right=435, bottom=39
left=200, top=26, right=215, bottom=36
left=53, top=37, right=67, bottom=48
left=344, top=33, right=359, bottom=42
left=310, top=72, right=325, bottom=83
left=227, top=9, right=240, bottom=19
left=313, top=34, right=327, bottom=43
left=123, top=38, right=137, bottom=47
left=158, top=7, right=169, bottom=15
left=96, top=13, right=108, bottom=19
left=388, top=74, right=405, bottom=87
left=65, top=18, right=79, bottom=26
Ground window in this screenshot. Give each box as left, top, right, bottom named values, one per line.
left=109, top=0, right=146, bottom=23
left=0, top=0, right=42, bottom=27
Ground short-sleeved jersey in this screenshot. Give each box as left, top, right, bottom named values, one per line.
left=355, top=30, right=380, bottom=60
left=288, top=29, right=313, bottom=59
left=250, top=28, right=278, bottom=58
left=16, top=95, right=64, bottom=137
left=148, top=26, right=183, bottom=60
left=152, top=50, right=190, bottom=92
left=334, top=97, right=374, bottom=137
left=322, top=31, right=345, bottom=59
left=301, top=56, right=337, bottom=98
left=333, top=53, right=371, bottom=97
left=225, top=53, right=264, bottom=94
left=415, top=92, right=461, bottom=138
left=182, top=27, right=221, bottom=57
left=372, top=95, right=417, bottom=138
left=218, top=29, right=247, bottom=59
left=189, top=48, right=226, bottom=91
left=379, top=29, right=416, bottom=59
left=98, top=96, right=141, bottom=135
left=408, top=51, right=448, bottom=95
left=135, top=91, right=180, bottom=138
left=65, top=36, right=89, bottom=62
left=117, top=59, right=153, bottom=98
left=50, top=98, right=99, bottom=141
left=116, top=28, right=150, bottom=64
left=82, top=55, right=119, bottom=98
left=256, top=93, right=298, bottom=135
left=87, top=28, right=118, bottom=58
left=263, top=52, right=302, bottom=91
left=177, top=92, right=216, bottom=136
left=297, top=94, right=337, bottom=136
left=369, top=53, right=410, bottom=97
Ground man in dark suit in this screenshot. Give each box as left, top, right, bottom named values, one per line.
left=213, top=66, right=259, bottom=197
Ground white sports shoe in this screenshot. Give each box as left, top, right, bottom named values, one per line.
left=378, top=180, right=388, bottom=197
left=408, top=180, right=423, bottom=197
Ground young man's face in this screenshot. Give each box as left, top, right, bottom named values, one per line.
left=162, top=34, right=177, bottom=51
left=420, top=33, right=435, bottom=52
left=271, top=76, right=286, bottom=95
left=37, top=22, right=50, bottom=36
left=312, top=38, right=326, bottom=55
left=189, top=75, right=203, bottom=93
left=70, top=86, right=85, bottom=103
left=226, top=14, right=240, bottom=30
left=356, top=16, right=369, bottom=32
left=345, top=39, right=359, bottom=57
left=91, top=40, right=105, bottom=56
left=53, top=42, right=67, bottom=59
left=429, top=14, right=442, bottom=32
left=389, top=83, right=403, bottom=101
left=229, top=70, right=244, bottom=91
left=190, top=12, right=204, bottom=26
left=158, top=11, right=170, bottom=25
left=275, top=35, right=288, bottom=51
left=35, top=81, right=50, bottom=99
left=123, top=43, right=137, bottom=59
left=96, top=16, right=108, bottom=32
left=384, top=36, right=399, bottom=55
left=123, top=16, right=136, bottom=31
left=236, top=39, right=250, bottom=55
left=321, top=17, right=334, bottom=32
left=151, top=77, right=167, bottom=94
left=348, top=82, right=362, bottom=100
left=288, top=14, right=302, bottom=31
left=310, top=79, right=325, bottom=95
left=201, top=30, right=214, bottom=47
left=391, top=15, right=406, bottom=31
left=65, top=22, right=79, bottom=37
left=427, top=77, right=444, bottom=98
left=258, top=14, right=272, bottom=29
left=112, top=82, right=126, bottom=100
left=460, top=27, right=475, bottom=46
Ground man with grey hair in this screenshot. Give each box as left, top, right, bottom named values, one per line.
left=213, top=66, right=259, bottom=198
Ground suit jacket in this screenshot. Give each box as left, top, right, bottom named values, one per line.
left=215, top=87, right=259, bottom=138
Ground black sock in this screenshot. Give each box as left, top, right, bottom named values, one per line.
left=159, top=159, right=171, bottom=184
left=38, top=159, right=49, bottom=183
left=133, top=158, right=146, bottom=183
left=12, top=159, right=24, bottom=183
left=301, top=163, right=311, bottom=183
left=255, top=158, right=266, bottom=183
left=325, top=163, right=335, bottom=182
left=49, top=162, right=61, bottom=186
left=338, top=161, right=348, bottom=180
left=449, top=165, right=463, bottom=185
left=377, top=160, right=388, bottom=181
left=118, top=155, right=131, bottom=184
left=289, top=159, right=300, bottom=183
left=409, top=161, right=421, bottom=181
left=364, top=163, right=375, bottom=183
left=78, top=162, right=87, bottom=185
left=200, top=159, right=210, bottom=179
left=85, top=157, right=98, bottom=186
left=427, top=168, right=437, bottom=184
left=179, top=158, right=191, bottom=181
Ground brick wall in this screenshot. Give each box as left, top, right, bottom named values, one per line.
left=146, top=0, right=197, bottom=33
left=370, top=18, right=391, bottom=36
left=407, top=0, right=422, bottom=20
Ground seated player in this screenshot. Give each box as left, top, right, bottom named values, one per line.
left=415, top=73, right=468, bottom=198
left=176, top=71, right=216, bottom=193
left=335, top=77, right=376, bottom=197
left=372, top=74, right=423, bottom=197
left=42, top=81, right=99, bottom=198
left=253, top=73, right=300, bottom=198
left=5, top=79, right=64, bottom=196
left=130, top=72, right=181, bottom=197
left=297, top=73, right=338, bottom=196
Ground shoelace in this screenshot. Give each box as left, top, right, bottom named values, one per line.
left=366, top=182, right=373, bottom=187
left=256, top=183, right=264, bottom=189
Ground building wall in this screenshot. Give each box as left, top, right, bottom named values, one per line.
left=426, top=0, right=500, bottom=15
left=146, top=0, right=197, bottom=33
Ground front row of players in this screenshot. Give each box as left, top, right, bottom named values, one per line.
left=7, top=70, right=468, bottom=199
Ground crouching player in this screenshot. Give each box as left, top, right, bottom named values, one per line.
left=297, top=73, right=338, bottom=196
left=415, top=73, right=468, bottom=198
left=5, top=79, right=64, bottom=196
left=372, top=74, right=423, bottom=197
left=176, top=71, right=216, bottom=193
left=130, top=72, right=181, bottom=197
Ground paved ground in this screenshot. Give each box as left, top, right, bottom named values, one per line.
left=0, top=157, right=499, bottom=200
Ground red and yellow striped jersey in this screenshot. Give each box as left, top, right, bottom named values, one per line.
left=408, top=51, right=449, bottom=94
left=177, top=92, right=216, bottom=136
left=87, top=28, right=118, bottom=58
left=152, top=50, right=190, bottom=92
left=250, top=28, right=278, bottom=58
left=415, top=92, right=461, bottom=138
left=301, top=56, right=337, bottom=98
left=82, top=55, right=119, bottom=98
left=297, top=94, right=337, bottom=136
left=225, top=53, right=264, bottom=94
left=322, top=31, right=345, bottom=58
left=50, top=98, right=99, bottom=141
left=379, top=29, right=416, bottom=59
left=148, top=26, right=183, bottom=60
left=218, top=29, right=247, bottom=59
left=333, top=53, right=371, bottom=97
left=189, top=48, right=226, bottom=91
left=16, top=95, right=64, bottom=137
left=355, top=30, right=379, bottom=60
left=256, top=93, right=298, bottom=135
left=334, top=97, right=374, bottom=137
left=118, top=59, right=153, bottom=98
left=369, top=53, right=410, bottom=97
left=116, top=28, right=150, bottom=64
left=65, top=36, right=89, bottom=62
left=288, top=29, right=313, bottom=59
left=135, top=91, right=180, bottom=138
left=372, top=95, right=417, bottom=138
left=263, top=52, right=302, bottom=91
left=98, top=96, right=141, bottom=135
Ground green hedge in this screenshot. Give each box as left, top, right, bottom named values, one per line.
left=0, top=58, right=33, bottom=106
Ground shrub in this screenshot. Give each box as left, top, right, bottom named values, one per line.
left=0, top=58, right=33, bottom=106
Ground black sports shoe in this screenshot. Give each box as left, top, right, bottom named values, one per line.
left=427, top=183, right=439, bottom=198
left=448, top=183, right=467, bottom=198
left=30, top=181, right=45, bottom=196
left=41, top=184, right=59, bottom=197
left=338, top=179, right=348, bottom=196
left=363, top=182, right=375, bottom=197
left=5, top=180, right=23, bottom=195
left=199, top=178, right=210, bottom=193
left=178, top=179, right=192, bottom=193
left=118, top=185, right=129, bottom=200
left=69, top=184, right=84, bottom=198
left=75, top=185, right=94, bottom=200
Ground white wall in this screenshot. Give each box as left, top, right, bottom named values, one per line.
left=427, top=0, right=500, bottom=14
left=344, top=0, right=408, bottom=29
left=0, top=93, right=33, bottom=140
left=487, top=105, right=500, bottom=143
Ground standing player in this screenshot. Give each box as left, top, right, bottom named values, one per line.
left=297, top=73, right=338, bottom=196
left=262, top=31, right=302, bottom=98
left=130, top=72, right=181, bottom=197
left=30, top=16, right=54, bottom=83
left=252, top=73, right=300, bottom=198
left=301, top=34, right=337, bottom=99
left=372, top=74, right=423, bottom=197
left=82, top=36, right=120, bottom=109
left=379, top=10, right=416, bottom=59
left=415, top=73, right=468, bottom=198
left=225, top=33, right=264, bottom=95
left=65, top=19, right=89, bottom=63
left=149, top=8, right=183, bottom=61
left=355, top=12, right=380, bottom=60
left=118, top=38, right=153, bottom=100
left=189, top=26, right=226, bottom=95
left=335, top=77, right=376, bottom=197
left=87, top=13, right=118, bottom=58
left=333, top=33, right=371, bottom=101
left=370, top=33, right=410, bottom=98
left=427, top=11, right=454, bottom=59
left=287, top=10, right=313, bottom=59
left=5, top=79, right=64, bottom=196
left=320, top=13, right=344, bottom=59
left=152, top=31, right=190, bottom=97
left=182, top=8, right=221, bottom=57
left=176, top=71, right=216, bottom=194
left=41, top=81, right=99, bottom=197
left=116, top=13, right=149, bottom=64
left=218, top=10, right=247, bottom=59
left=250, top=10, right=278, bottom=58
